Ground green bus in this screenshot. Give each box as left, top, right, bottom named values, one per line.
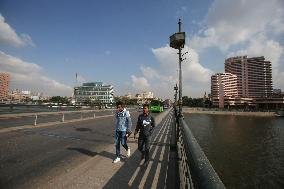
left=150, top=100, right=164, bottom=113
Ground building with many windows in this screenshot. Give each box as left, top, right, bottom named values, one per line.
left=211, top=56, right=283, bottom=109
left=0, top=73, right=10, bottom=101
left=225, top=56, right=273, bottom=98
left=74, top=82, right=114, bottom=104
left=211, top=73, right=238, bottom=108
left=135, top=91, right=154, bottom=104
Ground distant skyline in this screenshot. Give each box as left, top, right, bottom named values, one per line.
left=0, top=0, right=283, bottom=99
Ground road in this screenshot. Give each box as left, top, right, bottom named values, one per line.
left=0, top=111, right=159, bottom=189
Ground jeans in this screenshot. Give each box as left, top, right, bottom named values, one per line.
left=115, top=130, right=128, bottom=157
left=138, top=135, right=151, bottom=161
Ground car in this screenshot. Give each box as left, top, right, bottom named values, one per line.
left=138, top=106, right=143, bottom=112
left=163, top=105, right=169, bottom=109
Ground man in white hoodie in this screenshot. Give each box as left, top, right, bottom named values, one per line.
left=113, top=101, right=132, bottom=163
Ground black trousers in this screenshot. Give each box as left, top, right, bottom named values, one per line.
left=138, top=135, right=151, bottom=161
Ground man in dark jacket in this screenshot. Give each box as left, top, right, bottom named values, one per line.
left=134, top=103, right=155, bottom=164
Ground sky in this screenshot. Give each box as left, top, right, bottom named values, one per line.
left=0, top=0, right=283, bottom=99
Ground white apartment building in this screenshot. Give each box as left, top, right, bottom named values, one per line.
left=74, top=82, right=114, bottom=104
left=136, top=91, right=154, bottom=104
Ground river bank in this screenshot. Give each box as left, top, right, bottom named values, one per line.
left=183, top=107, right=277, bottom=116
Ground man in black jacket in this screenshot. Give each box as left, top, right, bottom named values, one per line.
left=134, top=104, right=155, bottom=164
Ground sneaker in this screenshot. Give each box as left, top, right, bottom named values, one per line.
left=127, top=148, right=131, bottom=157
left=113, top=157, right=120, bottom=163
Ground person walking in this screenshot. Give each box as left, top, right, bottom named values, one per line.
left=113, top=101, right=132, bottom=163
left=134, top=103, right=155, bottom=164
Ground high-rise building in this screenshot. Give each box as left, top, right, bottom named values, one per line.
left=211, top=73, right=238, bottom=107
left=225, top=56, right=273, bottom=98
left=74, top=82, right=114, bottom=104
left=0, top=73, right=10, bottom=101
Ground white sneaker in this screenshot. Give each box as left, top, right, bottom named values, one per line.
left=113, top=157, right=120, bottom=163
left=127, top=148, right=131, bottom=157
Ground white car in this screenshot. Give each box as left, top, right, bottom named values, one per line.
left=137, top=106, right=143, bottom=112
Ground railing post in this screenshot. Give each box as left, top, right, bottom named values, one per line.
left=62, top=113, right=65, bottom=122
left=10, top=104, right=13, bottom=112
left=93, top=112, right=96, bottom=118
left=34, top=114, right=37, bottom=126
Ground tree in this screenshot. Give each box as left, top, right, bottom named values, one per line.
left=114, top=96, right=138, bottom=105
left=182, top=96, right=205, bottom=107
left=49, top=96, right=70, bottom=104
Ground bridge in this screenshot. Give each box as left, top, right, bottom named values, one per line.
left=0, top=107, right=225, bottom=189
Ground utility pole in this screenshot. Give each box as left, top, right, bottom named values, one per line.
left=170, top=19, right=185, bottom=118
left=174, top=83, right=178, bottom=118
left=178, top=19, right=183, bottom=117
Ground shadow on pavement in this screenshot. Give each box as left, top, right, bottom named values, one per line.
left=102, top=149, right=146, bottom=189
left=102, top=114, right=172, bottom=189
left=75, top=128, right=92, bottom=132
left=67, top=147, right=98, bottom=157
left=67, top=147, right=116, bottom=161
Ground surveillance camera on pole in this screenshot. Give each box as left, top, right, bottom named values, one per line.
left=169, top=19, right=186, bottom=117
left=170, top=32, right=185, bottom=49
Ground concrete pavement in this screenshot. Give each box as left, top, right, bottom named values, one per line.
left=41, top=109, right=175, bottom=189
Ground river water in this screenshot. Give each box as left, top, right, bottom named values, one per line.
left=184, top=113, right=284, bottom=189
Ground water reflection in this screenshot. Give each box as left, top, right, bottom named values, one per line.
left=184, top=113, right=284, bottom=189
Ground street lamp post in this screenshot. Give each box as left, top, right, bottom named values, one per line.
left=170, top=19, right=185, bottom=117
left=174, top=84, right=178, bottom=104
left=74, top=87, right=78, bottom=108
left=174, top=83, right=178, bottom=118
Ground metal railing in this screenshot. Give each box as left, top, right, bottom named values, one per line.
left=31, top=110, right=97, bottom=126
left=176, top=116, right=226, bottom=189
left=0, top=110, right=99, bottom=128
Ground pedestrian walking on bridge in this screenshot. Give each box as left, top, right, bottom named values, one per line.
left=134, top=103, right=155, bottom=164
left=113, top=101, right=132, bottom=163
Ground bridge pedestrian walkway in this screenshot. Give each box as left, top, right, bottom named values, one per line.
left=45, top=110, right=177, bottom=189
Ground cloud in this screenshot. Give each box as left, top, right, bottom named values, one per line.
left=0, top=14, right=34, bottom=47
left=137, top=0, right=284, bottom=98
left=190, top=0, right=284, bottom=52
left=229, top=34, right=284, bottom=89
left=140, top=66, right=159, bottom=79
left=176, top=6, right=188, bottom=18
left=0, top=51, right=72, bottom=96
left=228, top=34, right=283, bottom=68
left=0, top=51, right=41, bottom=73
left=131, top=45, right=213, bottom=99
left=188, top=0, right=284, bottom=90
left=131, top=75, right=150, bottom=91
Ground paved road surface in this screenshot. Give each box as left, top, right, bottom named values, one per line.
left=0, top=111, right=169, bottom=189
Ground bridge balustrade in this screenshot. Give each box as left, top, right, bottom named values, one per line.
left=175, top=112, right=226, bottom=189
